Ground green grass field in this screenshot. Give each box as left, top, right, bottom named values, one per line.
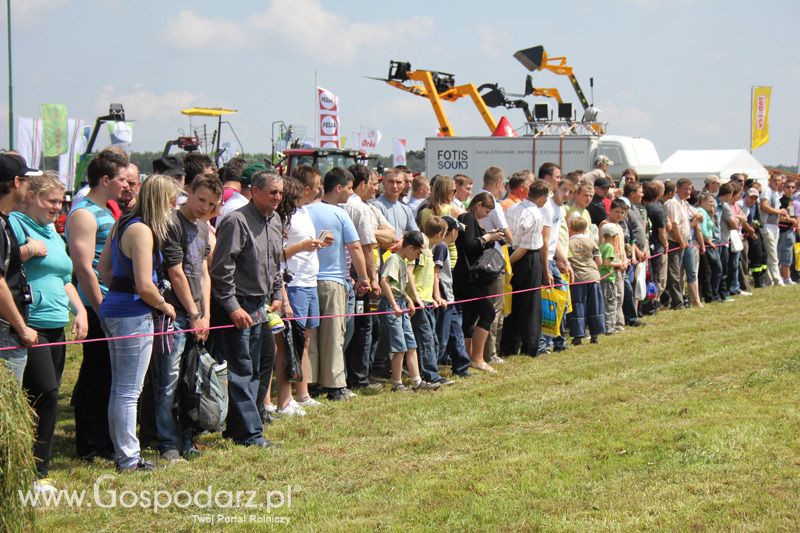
left=31, top=286, right=800, bottom=531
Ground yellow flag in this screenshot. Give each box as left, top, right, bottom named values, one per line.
left=751, top=86, right=771, bottom=151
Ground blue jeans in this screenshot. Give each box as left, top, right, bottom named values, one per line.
left=539, top=260, right=567, bottom=351
left=0, top=329, right=27, bottom=384
left=102, top=313, right=154, bottom=469
left=411, top=305, right=441, bottom=383
left=435, top=304, right=471, bottom=375
left=210, top=296, right=265, bottom=445
left=153, top=314, right=193, bottom=454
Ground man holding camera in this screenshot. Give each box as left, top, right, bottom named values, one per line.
left=0, top=153, right=40, bottom=383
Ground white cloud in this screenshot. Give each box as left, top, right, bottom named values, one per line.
left=475, top=24, right=511, bottom=60
left=250, top=0, right=435, bottom=64
left=97, top=84, right=204, bottom=122
left=162, top=9, right=249, bottom=51
left=160, top=0, right=435, bottom=65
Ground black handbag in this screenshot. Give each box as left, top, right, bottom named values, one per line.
left=466, top=245, right=505, bottom=286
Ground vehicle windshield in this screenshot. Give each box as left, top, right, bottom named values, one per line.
left=289, top=153, right=364, bottom=176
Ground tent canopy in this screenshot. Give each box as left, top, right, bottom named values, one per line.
left=659, top=149, right=769, bottom=185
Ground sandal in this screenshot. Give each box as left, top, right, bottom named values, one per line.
left=469, top=361, right=498, bottom=373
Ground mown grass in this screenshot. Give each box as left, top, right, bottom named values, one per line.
left=31, top=286, right=800, bottom=531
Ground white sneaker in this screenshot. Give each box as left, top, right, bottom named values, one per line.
left=296, top=397, right=322, bottom=408
left=276, top=400, right=306, bottom=417
left=782, top=279, right=796, bottom=286
left=739, top=290, right=752, bottom=296
left=263, top=404, right=277, bottom=414
left=33, top=479, right=57, bottom=505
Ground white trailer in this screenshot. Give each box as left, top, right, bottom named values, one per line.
left=424, top=134, right=661, bottom=181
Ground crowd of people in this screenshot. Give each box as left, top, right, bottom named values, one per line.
left=0, top=149, right=798, bottom=495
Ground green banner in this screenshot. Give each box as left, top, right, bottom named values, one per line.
left=40, top=104, right=69, bottom=157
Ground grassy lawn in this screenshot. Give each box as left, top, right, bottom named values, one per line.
left=33, top=286, right=800, bottom=531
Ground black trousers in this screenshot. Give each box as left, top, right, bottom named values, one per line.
left=23, top=327, right=66, bottom=477
left=72, top=307, right=114, bottom=459
left=500, top=249, right=542, bottom=356
left=345, top=294, right=372, bottom=388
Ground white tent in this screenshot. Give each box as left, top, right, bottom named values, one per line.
left=659, top=149, right=769, bottom=186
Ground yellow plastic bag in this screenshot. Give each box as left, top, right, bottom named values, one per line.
left=541, top=285, right=569, bottom=337
left=794, top=242, right=800, bottom=269
left=502, top=245, right=513, bottom=315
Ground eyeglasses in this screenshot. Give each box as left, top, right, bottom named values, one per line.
left=267, top=190, right=283, bottom=196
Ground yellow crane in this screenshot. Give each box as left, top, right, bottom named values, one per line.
left=370, top=61, right=497, bottom=137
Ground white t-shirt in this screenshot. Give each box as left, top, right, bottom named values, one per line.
left=477, top=189, right=509, bottom=251
left=217, top=192, right=249, bottom=227
left=540, top=197, right=563, bottom=260
left=285, top=206, right=319, bottom=287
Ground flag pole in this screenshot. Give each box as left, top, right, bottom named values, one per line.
left=6, top=0, right=14, bottom=150
left=749, top=86, right=753, bottom=154
left=314, top=70, right=318, bottom=147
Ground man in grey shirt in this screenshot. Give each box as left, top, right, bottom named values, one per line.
left=210, top=171, right=284, bottom=447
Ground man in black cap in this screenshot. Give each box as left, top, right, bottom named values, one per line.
left=0, top=153, right=41, bottom=383
left=587, top=177, right=611, bottom=226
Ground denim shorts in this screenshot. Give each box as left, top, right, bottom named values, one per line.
left=777, top=231, right=795, bottom=267
left=287, top=286, right=320, bottom=329
left=379, top=299, right=417, bottom=353
left=681, top=246, right=698, bottom=283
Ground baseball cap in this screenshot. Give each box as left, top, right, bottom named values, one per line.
left=0, top=153, right=43, bottom=182
left=594, top=154, right=614, bottom=167
left=240, top=163, right=267, bottom=187
left=594, top=177, right=611, bottom=188
left=746, top=187, right=759, bottom=197
left=601, top=224, right=618, bottom=237
left=441, top=215, right=466, bottom=232
left=705, top=174, right=721, bottom=185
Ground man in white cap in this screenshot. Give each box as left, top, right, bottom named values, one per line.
left=0, top=153, right=41, bottom=382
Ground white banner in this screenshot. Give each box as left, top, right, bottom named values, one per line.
left=317, top=86, right=340, bottom=148
left=16, top=117, right=43, bottom=169
left=58, top=118, right=87, bottom=190
left=356, top=126, right=382, bottom=152
left=392, top=138, right=407, bottom=167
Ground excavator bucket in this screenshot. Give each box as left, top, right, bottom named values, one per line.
left=513, top=46, right=545, bottom=71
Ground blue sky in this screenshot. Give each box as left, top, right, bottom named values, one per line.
left=2, top=0, right=799, bottom=166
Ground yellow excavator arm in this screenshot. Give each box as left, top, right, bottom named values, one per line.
left=376, top=62, right=497, bottom=136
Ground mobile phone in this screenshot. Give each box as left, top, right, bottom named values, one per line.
left=318, top=230, right=332, bottom=241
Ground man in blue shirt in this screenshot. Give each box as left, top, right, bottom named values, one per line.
left=372, top=168, right=418, bottom=241
left=306, top=168, right=370, bottom=401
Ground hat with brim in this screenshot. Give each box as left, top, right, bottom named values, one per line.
left=442, top=215, right=466, bottom=232
left=746, top=188, right=759, bottom=197
left=0, top=153, right=43, bottom=182
left=152, top=156, right=184, bottom=178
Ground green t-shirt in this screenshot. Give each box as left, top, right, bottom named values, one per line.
left=381, top=252, right=409, bottom=300
left=599, top=241, right=617, bottom=283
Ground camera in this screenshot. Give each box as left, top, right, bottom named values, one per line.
left=21, top=284, right=33, bottom=305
